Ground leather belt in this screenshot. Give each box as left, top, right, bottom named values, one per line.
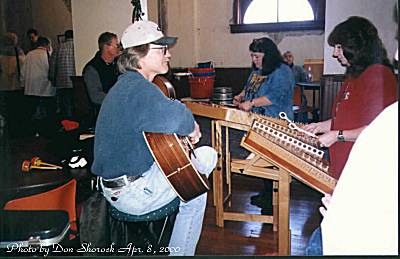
left=101, top=175, right=142, bottom=189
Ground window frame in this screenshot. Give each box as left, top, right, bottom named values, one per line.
left=230, top=0, right=325, bottom=33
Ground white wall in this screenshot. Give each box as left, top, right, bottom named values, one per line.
left=71, top=0, right=397, bottom=75
left=166, top=0, right=324, bottom=68
left=71, top=0, right=134, bottom=74
left=324, top=0, right=398, bottom=74
left=31, top=0, right=72, bottom=48
left=71, top=0, right=325, bottom=73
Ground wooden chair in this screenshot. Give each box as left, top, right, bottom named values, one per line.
left=3, top=179, right=77, bottom=234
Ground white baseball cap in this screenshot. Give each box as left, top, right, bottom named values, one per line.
left=121, top=20, right=177, bottom=49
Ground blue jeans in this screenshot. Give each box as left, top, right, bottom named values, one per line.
left=305, top=227, right=323, bottom=255
left=101, top=146, right=217, bottom=256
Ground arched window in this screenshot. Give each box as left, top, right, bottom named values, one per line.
left=231, top=0, right=325, bottom=33
left=244, top=0, right=314, bottom=23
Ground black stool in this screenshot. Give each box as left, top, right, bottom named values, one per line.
left=108, top=197, right=180, bottom=256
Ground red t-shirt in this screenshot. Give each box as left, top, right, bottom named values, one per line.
left=329, top=64, right=398, bottom=179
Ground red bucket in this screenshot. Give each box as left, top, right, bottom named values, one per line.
left=188, top=68, right=215, bottom=99
left=188, top=67, right=216, bottom=77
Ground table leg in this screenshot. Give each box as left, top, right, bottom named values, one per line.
left=213, top=121, right=224, bottom=227
left=278, top=170, right=291, bottom=255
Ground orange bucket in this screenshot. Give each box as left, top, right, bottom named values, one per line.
left=188, top=68, right=215, bottom=99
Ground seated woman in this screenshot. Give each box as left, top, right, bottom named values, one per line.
left=233, top=37, right=295, bottom=214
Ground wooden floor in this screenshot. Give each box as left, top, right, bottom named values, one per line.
left=196, top=175, right=323, bottom=256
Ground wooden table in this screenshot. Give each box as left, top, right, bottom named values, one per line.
left=211, top=119, right=291, bottom=255
left=0, top=134, right=89, bottom=207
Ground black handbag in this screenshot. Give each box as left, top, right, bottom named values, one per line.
left=79, top=190, right=111, bottom=254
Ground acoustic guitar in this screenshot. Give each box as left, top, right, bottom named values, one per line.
left=143, top=76, right=210, bottom=202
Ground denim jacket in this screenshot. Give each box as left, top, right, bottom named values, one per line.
left=92, top=71, right=195, bottom=179
left=244, top=63, right=295, bottom=120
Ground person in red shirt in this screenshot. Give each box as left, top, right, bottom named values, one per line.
left=303, top=16, right=397, bottom=180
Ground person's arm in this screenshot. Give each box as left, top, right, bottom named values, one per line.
left=188, top=121, right=201, bottom=144
left=83, top=65, right=106, bottom=105
left=318, top=126, right=367, bottom=147
left=135, top=81, right=196, bottom=136
left=234, top=71, right=258, bottom=106
left=239, top=95, right=272, bottom=111
left=233, top=90, right=245, bottom=106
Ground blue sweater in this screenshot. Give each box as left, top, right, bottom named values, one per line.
left=244, top=63, right=295, bottom=120
left=91, top=71, right=195, bottom=179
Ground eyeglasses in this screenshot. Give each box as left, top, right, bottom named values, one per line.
left=150, top=45, right=168, bottom=55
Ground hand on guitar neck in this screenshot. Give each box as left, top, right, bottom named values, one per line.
left=188, top=121, right=201, bottom=144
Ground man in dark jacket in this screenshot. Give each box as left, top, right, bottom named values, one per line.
left=82, top=32, right=120, bottom=112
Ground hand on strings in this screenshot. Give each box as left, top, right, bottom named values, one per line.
left=301, top=119, right=331, bottom=134
left=318, top=130, right=338, bottom=147
left=319, top=194, right=332, bottom=217
left=233, top=95, right=242, bottom=106
left=188, top=121, right=201, bottom=144
left=239, top=100, right=253, bottom=111
left=302, top=122, right=322, bottom=134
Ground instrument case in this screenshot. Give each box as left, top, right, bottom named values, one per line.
left=0, top=210, right=69, bottom=252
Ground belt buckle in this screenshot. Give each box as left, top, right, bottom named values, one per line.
left=127, top=175, right=141, bottom=182
left=102, top=175, right=129, bottom=188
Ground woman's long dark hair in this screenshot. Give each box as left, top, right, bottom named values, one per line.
left=249, top=37, right=283, bottom=76
left=328, top=16, right=392, bottom=78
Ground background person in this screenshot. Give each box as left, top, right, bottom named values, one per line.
left=22, top=36, right=56, bottom=137
left=283, top=50, right=307, bottom=83
left=82, top=32, right=120, bottom=114
left=0, top=32, right=25, bottom=91
left=302, top=16, right=397, bottom=180
left=49, top=29, right=75, bottom=118
left=233, top=37, right=295, bottom=214
left=283, top=50, right=308, bottom=122
left=0, top=32, right=26, bottom=136
left=26, top=28, right=39, bottom=53
left=91, top=20, right=217, bottom=256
